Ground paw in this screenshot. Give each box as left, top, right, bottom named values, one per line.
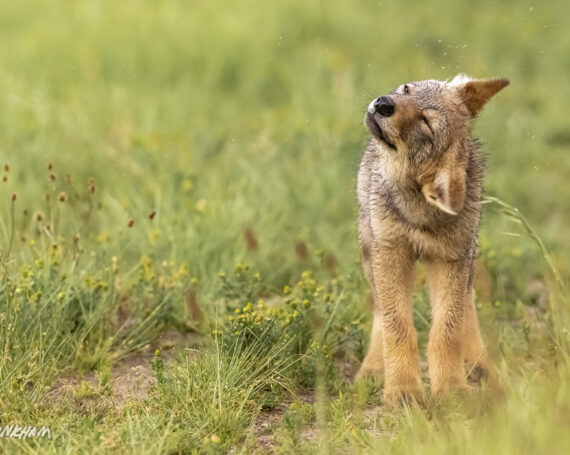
left=431, top=379, right=474, bottom=400
left=465, top=360, right=500, bottom=390
left=383, top=386, right=425, bottom=406
left=465, top=363, right=487, bottom=384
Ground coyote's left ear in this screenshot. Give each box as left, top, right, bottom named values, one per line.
left=452, top=75, right=510, bottom=116
left=421, top=166, right=466, bottom=215
left=421, top=144, right=467, bottom=215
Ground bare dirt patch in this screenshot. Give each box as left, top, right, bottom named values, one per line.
left=253, top=388, right=315, bottom=450
left=47, top=330, right=200, bottom=410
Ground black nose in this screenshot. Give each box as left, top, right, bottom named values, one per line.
left=373, top=96, right=395, bottom=117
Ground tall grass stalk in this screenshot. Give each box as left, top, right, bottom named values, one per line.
left=484, top=195, right=569, bottom=298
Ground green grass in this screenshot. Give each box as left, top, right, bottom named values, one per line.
left=1, top=0, right=569, bottom=453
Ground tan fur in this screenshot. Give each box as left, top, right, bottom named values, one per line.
left=356, top=75, right=508, bottom=402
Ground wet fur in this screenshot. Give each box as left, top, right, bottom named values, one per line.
left=356, top=75, right=509, bottom=402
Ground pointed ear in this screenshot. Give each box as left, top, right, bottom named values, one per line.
left=452, top=75, right=509, bottom=116
left=422, top=166, right=466, bottom=215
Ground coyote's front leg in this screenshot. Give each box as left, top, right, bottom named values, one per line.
left=426, top=259, right=471, bottom=396
left=370, top=240, right=422, bottom=403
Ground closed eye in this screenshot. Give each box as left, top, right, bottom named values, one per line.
left=422, top=116, right=434, bottom=134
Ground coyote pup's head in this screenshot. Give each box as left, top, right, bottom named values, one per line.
left=364, top=74, right=509, bottom=215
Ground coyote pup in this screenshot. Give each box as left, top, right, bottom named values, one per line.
left=356, top=75, right=509, bottom=401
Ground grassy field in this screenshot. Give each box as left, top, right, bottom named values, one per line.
left=1, top=0, right=570, bottom=453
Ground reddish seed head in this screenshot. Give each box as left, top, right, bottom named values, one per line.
left=50, top=174, right=56, bottom=181
left=11, top=193, right=16, bottom=201
left=48, top=162, right=53, bottom=170
left=4, top=164, right=8, bottom=172
left=36, top=213, right=43, bottom=221
left=2, top=176, right=6, bottom=182
left=58, top=192, right=67, bottom=202
left=128, top=219, right=134, bottom=228
left=90, top=185, right=95, bottom=194
left=149, top=211, right=156, bottom=220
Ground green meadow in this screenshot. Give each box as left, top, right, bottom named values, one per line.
left=1, top=0, right=569, bottom=453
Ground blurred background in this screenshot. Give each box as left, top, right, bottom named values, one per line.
left=1, top=0, right=569, bottom=452
left=1, top=0, right=568, bottom=282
